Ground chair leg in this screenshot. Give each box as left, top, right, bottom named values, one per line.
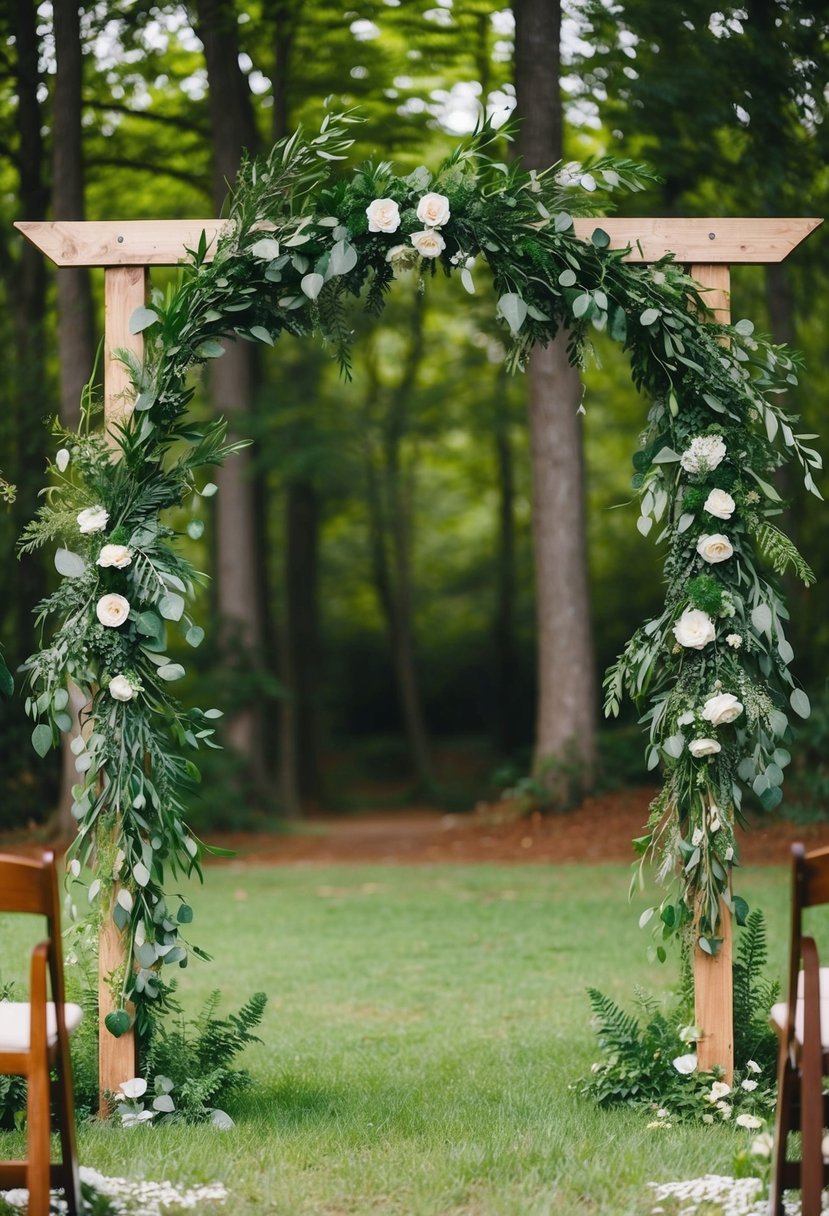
left=802, top=1065, right=825, bottom=1216
left=26, top=1062, right=52, bottom=1216
left=53, top=1057, right=81, bottom=1215
left=770, top=1051, right=795, bottom=1216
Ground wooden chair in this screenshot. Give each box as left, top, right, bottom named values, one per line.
left=770, top=842, right=829, bottom=1216
left=0, top=851, right=83, bottom=1216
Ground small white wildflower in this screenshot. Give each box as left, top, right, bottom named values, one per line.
left=726, top=633, right=743, bottom=648
left=672, top=1053, right=697, bottom=1074
left=69, top=858, right=81, bottom=878
left=735, top=1113, right=762, bottom=1129
left=750, top=1132, right=774, bottom=1157
left=741, top=1078, right=758, bottom=1091
left=717, top=1101, right=732, bottom=1119
left=709, top=1081, right=731, bottom=1101
left=746, top=1059, right=761, bottom=1073
left=680, top=434, right=727, bottom=475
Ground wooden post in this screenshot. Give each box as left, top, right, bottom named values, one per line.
left=15, top=214, right=821, bottom=1107
left=690, top=263, right=734, bottom=1078
left=97, top=265, right=147, bottom=1110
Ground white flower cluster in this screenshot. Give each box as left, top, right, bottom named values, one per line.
left=680, top=434, right=727, bottom=475
left=649, top=1174, right=777, bottom=1216
left=0, top=1166, right=228, bottom=1215
left=366, top=191, right=452, bottom=262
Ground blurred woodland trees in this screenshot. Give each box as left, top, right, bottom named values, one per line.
left=0, top=1, right=827, bottom=830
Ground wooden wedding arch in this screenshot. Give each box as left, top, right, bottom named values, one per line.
left=16, top=212, right=821, bottom=1107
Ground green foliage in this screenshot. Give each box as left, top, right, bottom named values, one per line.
left=140, top=989, right=267, bottom=1123
left=582, top=910, right=778, bottom=1123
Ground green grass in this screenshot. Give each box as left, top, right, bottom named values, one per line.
left=0, top=862, right=795, bottom=1214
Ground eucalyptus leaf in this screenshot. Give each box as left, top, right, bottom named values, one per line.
left=497, top=293, right=528, bottom=336
left=790, top=688, right=811, bottom=719
left=31, top=724, right=53, bottom=758
left=55, top=549, right=86, bottom=578
left=157, top=663, right=186, bottom=682
left=129, top=306, right=159, bottom=335
left=158, top=593, right=185, bottom=622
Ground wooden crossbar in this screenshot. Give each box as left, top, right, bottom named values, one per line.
left=15, top=216, right=822, bottom=268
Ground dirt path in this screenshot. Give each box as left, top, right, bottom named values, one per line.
left=207, top=787, right=829, bottom=866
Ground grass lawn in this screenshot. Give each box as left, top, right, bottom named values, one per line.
left=0, top=860, right=795, bottom=1215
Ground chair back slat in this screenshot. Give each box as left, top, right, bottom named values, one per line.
left=0, top=853, right=55, bottom=917
left=802, top=847, right=829, bottom=908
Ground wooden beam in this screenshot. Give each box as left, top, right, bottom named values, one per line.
left=104, top=266, right=147, bottom=438
left=15, top=215, right=823, bottom=267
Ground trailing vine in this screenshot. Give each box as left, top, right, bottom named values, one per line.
left=19, top=111, right=819, bottom=1036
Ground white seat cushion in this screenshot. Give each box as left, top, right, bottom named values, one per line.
left=771, top=968, right=829, bottom=1049
left=0, top=1001, right=83, bottom=1052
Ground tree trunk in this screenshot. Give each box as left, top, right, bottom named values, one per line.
left=52, top=0, right=97, bottom=840
left=492, top=373, right=517, bottom=755
left=514, top=0, right=597, bottom=802
left=195, top=0, right=269, bottom=794
left=363, top=305, right=435, bottom=795
left=10, top=0, right=53, bottom=810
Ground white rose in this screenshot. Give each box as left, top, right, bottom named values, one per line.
left=366, top=198, right=401, bottom=233
left=673, top=608, right=716, bottom=649
left=704, top=488, right=736, bottom=520
left=701, top=692, right=744, bottom=727
left=726, top=633, right=743, bottom=649
left=96, top=593, right=130, bottom=628
left=77, top=505, right=109, bottom=534
left=688, top=737, right=722, bottom=758
left=416, top=191, right=450, bottom=227
left=680, top=435, right=727, bottom=474
left=109, top=674, right=136, bottom=702
left=410, top=229, right=446, bottom=259
left=697, top=533, right=734, bottom=564
left=97, top=544, right=132, bottom=569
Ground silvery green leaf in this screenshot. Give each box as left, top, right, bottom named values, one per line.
left=157, top=663, right=186, bottom=681
left=639, top=308, right=661, bottom=327
left=405, top=165, right=431, bottom=190
left=461, top=268, right=475, bottom=295
left=158, top=593, right=185, bottom=622
left=186, top=625, right=205, bottom=648
left=765, top=409, right=779, bottom=443
left=55, top=448, right=70, bottom=472
left=249, top=325, right=273, bottom=345
left=554, top=211, right=572, bottom=232
left=790, top=688, right=811, bottom=719
left=88, top=879, right=101, bottom=902
left=769, top=709, right=789, bottom=737
left=249, top=237, right=280, bottom=261
left=572, top=293, right=591, bottom=319
left=129, top=306, right=159, bottom=335
left=55, top=548, right=86, bottom=578
left=765, top=762, right=784, bottom=787
left=662, top=735, right=685, bottom=759
left=777, top=636, right=794, bottom=665
left=497, top=293, right=528, bottom=336
left=133, top=861, right=150, bottom=887
left=636, top=515, right=653, bottom=537
left=209, top=1109, right=235, bottom=1130
left=527, top=304, right=549, bottom=321
left=187, top=519, right=204, bottom=540
left=301, top=273, right=325, bottom=300
left=70, top=735, right=86, bottom=756
left=677, top=513, right=695, bottom=534
left=31, top=724, right=52, bottom=758
left=201, top=482, right=218, bottom=497
left=734, top=318, right=754, bottom=336
left=328, top=240, right=358, bottom=277
left=558, top=269, right=577, bottom=287
left=196, top=339, right=225, bottom=359
left=639, top=906, right=655, bottom=928
left=136, top=942, right=156, bottom=968
left=204, top=708, right=223, bottom=718
left=53, top=688, right=69, bottom=711
left=651, top=448, right=680, bottom=463
left=153, top=1094, right=176, bottom=1113
left=751, top=603, right=772, bottom=637
left=316, top=216, right=340, bottom=227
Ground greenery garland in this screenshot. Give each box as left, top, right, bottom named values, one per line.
left=19, top=112, right=820, bottom=1036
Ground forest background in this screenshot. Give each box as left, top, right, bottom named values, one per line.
left=1, top=0, right=828, bottom=833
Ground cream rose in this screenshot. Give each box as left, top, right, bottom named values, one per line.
left=97, top=543, right=132, bottom=569
left=704, top=488, right=735, bottom=520
left=701, top=692, right=744, bottom=727
left=366, top=198, right=401, bottom=233
left=410, top=229, right=446, bottom=259
left=77, top=505, right=109, bottom=534
left=680, top=435, right=727, bottom=475
left=109, top=674, right=136, bottom=702
left=673, top=608, right=716, bottom=649
left=416, top=191, right=450, bottom=227
left=697, top=533, right=734, bottom=564
left=96, top=593, right=130, bottom=628
left=688, top=737, right=722, bottom=758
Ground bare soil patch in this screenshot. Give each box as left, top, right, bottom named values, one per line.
left=206, top=787, right=829, bottom=867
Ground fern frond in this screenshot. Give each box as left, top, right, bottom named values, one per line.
left=754, top=520, right=816, bottom=585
